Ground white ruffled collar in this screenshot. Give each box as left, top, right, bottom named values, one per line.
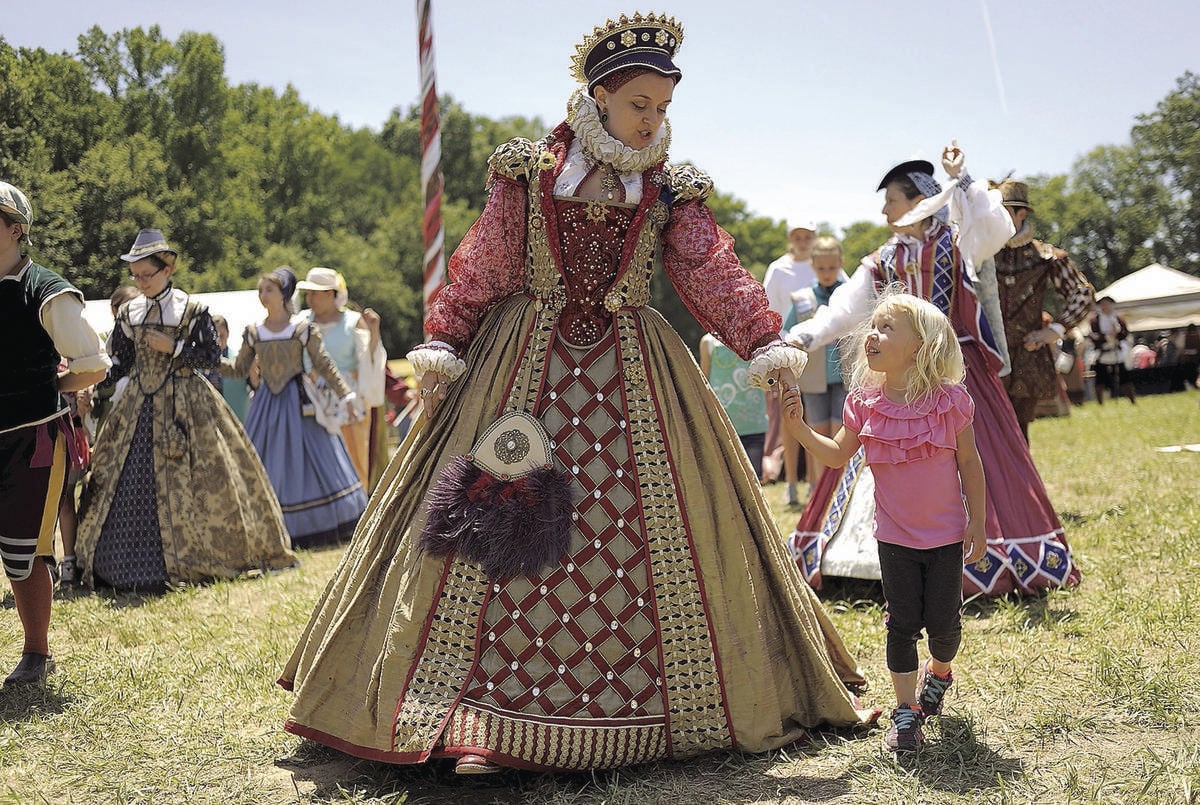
left=567, top=88, right=670, bottom=174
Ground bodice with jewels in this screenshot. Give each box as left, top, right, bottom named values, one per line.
left=554, top=198, right=636, bottom=346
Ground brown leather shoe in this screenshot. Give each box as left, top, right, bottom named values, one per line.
left=454, top=753, right=501, bottom=775
left=4, top=653, right=55, bottom=686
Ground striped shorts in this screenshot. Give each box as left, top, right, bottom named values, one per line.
left=0, top=419, right=69, bottom=581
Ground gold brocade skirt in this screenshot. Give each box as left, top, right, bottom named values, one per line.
left=280, top=295, right=865, bottom=770
left=77, top=370, right=296, bottom=586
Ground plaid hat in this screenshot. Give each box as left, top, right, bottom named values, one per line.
left=0, top=181, right=33, bottom=244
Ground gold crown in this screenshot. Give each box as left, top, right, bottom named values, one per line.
left=570, top=12, right=684, bottom=85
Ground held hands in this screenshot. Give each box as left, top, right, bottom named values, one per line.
left=941, top=139, right=964, bottom=179
left=963, top=520, right=986, bottom=563
left=144, top=329, right=176, bottom=354
left=419, top=370, right=448, bottom=416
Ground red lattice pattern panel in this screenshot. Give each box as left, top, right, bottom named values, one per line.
left=463, top=330, right=664, bottom=720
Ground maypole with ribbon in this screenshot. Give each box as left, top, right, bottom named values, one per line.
left=416, top=0, right=444, bottom=318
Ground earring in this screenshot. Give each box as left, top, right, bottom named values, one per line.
left=600, top=110, right=609, bottom=123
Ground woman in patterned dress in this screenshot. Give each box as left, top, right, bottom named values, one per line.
left=280, top=12, right=871, bottom=774
left=787, top=149, right=1080, bottom=598
left=77, top=230, right=296, bottom=590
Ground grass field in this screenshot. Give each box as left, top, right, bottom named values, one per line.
left=3, top=390, right=1199, bottom=804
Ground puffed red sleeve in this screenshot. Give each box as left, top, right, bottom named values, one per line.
left=661, top=201, right=782, bottom=360
left=425, top=175, right=529, bottom=351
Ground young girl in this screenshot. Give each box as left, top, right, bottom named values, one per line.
left=783, top=290, right=986, bottom=752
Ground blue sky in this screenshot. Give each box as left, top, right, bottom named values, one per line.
left=7, top=0, right=1198, bottom=231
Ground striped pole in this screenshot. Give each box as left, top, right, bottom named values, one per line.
left=416, top=0, right=444, bottom=318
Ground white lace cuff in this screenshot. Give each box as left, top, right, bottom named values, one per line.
left=406, top=345, right=466, bottom=382
left=746, top=342, right=808, bottom=390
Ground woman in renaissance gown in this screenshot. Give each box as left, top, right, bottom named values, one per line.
left=280, top=12, right=872, bottom=775
left=78, top=230, right=296, bottom=590
left=223, top=267, right=367, bottom=549
left=787, top=149, right=1080, bottom=598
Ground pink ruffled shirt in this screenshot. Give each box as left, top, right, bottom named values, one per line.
left=842, top=383, right=975, bottom=550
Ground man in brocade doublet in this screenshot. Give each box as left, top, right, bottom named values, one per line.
left=991, top=180, right=1094, bottom=442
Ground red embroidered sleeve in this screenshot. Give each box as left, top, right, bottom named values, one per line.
left=661, top=201, right=781, bottom=360
left=425, top=176, right=528, bottom=351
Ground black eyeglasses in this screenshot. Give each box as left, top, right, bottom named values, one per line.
left=129, top=265, right=167, bottom=282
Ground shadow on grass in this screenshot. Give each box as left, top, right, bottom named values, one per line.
left=817, top=577, right=886, bottom=609
left=905, top=714, right=1022, bottom=792
left=859, top=713, right=1023, bottom=796
left=0, top=679, right=71, bottom=724
left=277, top=737, right=860, bottom=804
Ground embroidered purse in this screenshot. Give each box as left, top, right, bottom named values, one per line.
left=418, top=410, right=574, bottom=580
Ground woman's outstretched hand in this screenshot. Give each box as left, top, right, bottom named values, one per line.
left=941, top=139, right=964, bottom=179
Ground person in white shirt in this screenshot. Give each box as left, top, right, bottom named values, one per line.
left=762, top=216, right=816, bottom=505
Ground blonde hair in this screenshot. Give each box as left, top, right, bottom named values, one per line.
left=810, top=235, right=842, bottom=259
left=841, top=285, right=964, bottom=404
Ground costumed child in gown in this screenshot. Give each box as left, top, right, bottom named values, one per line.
left=784, top=290, right=985, bottom=753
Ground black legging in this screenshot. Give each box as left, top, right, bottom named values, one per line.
left=878, top=540, right=964, bottom=674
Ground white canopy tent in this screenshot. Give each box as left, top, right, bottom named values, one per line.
left=1095, top=263, right=1200, bottom=332
left=84, top=289, right=262, bottom=354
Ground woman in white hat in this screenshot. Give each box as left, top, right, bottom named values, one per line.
left=279, top=13, right=872, bottom=775
left=296, top=267, right=387, bottom=489
left=76, top=229, right=297, bottom=590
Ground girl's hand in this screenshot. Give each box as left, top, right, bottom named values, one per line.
left=963, top=520, right=986, bottom=563
left=781, top=384, right=805, bottom=421
left=420, top=370, right=447, bottom=417
left=941, top=139, right=964, bottom=179
left=344, top=400, right=360, bottom=422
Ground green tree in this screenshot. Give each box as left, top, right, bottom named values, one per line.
left=1132, top=71, right=1200, bottom=273
left=840, top=220, right=892, bottom=275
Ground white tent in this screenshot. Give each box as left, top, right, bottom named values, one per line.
left=1096, top=263, right=1200, bottom=332
left=84, top=289, right=262, bottom=353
